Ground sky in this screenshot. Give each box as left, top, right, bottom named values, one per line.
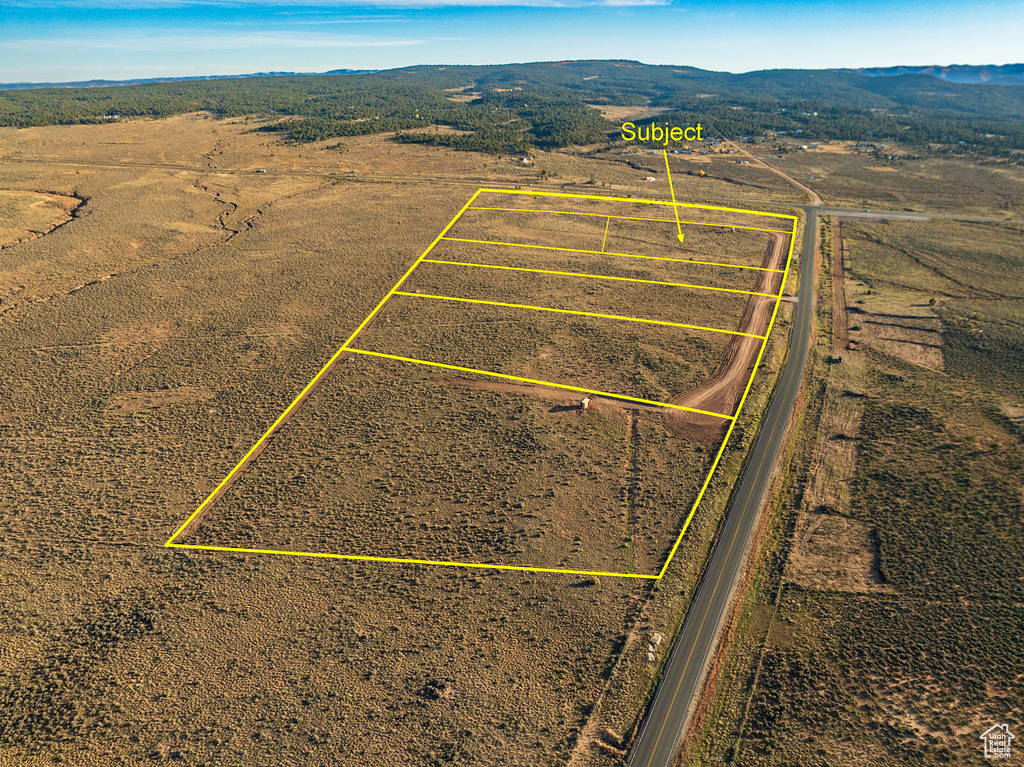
left=2, top=0, right=1022, bottom=84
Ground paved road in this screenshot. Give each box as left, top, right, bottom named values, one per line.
left=626, top=208, right=818, bottom=767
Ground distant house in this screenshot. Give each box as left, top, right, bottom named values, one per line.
left=579, top=397, right=591, bottom=411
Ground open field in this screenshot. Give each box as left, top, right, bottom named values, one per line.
left=187, top=354, right=712, bottom=575
left=0, top=114, right=800, bottom=765
left=417, top=240, right=774, bottom=296
left=0, top=190, right=82, bottom=251
left=358, top=299, right=737, bottom=407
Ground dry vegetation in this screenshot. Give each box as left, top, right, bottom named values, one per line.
left=190, top=190, right=786, bottom=573
left=359, top=296, right=734, bottom=405
left=190, top=354, right=710, bottom=576
left=0, top=114, right=801, bottom=766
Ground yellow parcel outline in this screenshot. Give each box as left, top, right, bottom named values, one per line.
left=166, top=188, right=798, bottom=579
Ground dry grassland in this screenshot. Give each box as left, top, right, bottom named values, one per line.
left=195, top=192, right=778, bottom=573
left=358, top=298, right=734, bottom=410
left=601, top=219, right=782, bottom=272
left=426, top=239, right=772, bottom=296
left=469, top=191, right=793, bottom=231
left=685, top=210, right=1024, bottom=767
left=0, top=114, right=799, bottom=766
left=585, top=105, right=673, bottom=121
left=400, top=257, right=752, bottom=325
left=839, top=218, right=1024, bottom=372
left=787, top=511, right=891, bottom=594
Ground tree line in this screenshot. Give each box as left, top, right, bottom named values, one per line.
left=3, top=62, right=1021, bottom=157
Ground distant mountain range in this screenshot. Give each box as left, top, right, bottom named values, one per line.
left=0, top=69, right=377, bottom=91
left=2, top=63, right=1022, bottom=91
left=834, top=64, right=1024, bottom=86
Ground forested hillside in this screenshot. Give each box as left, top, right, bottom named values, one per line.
left=2, top=61, right=1022, bottom=157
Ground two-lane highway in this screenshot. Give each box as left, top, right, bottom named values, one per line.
left=627, top=208, right=818, bottom=767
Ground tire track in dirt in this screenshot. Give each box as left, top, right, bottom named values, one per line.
left=664, top=232, right=788, bottom=440
left=833, top=218, right=849, bottom=354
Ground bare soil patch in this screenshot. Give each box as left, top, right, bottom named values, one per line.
left=107, top=386, right=214, bottom=415
left=0, top=189, right=82, bottom=249
left=833, top=217, right=849, bottom=353
left=787, top=511, right=891, bottom=593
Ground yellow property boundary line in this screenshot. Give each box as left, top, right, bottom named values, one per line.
left=391, top=290, right=766, bottom=339
left=344, top=348, right=735, bottom=418
left=423, top=259, right=781, bottom=293
left=424, top=258, right=781, bottom=296
left=441, top=236, right=785, bottom=274
left=469, top=206, right=793, bottom=235
left=472, top=188, right=798, bottom=219
left=166, top=187, right=799, bottom=580
left=664, top=151, right=685, bottom=240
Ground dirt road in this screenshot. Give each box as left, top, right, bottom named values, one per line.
left=665, top=232, right=788, bottom=437
left=832, top=218, right=849, bottom=354
left=725, top=142, right=822, bottom=206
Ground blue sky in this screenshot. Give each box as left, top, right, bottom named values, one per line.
left=2, top=0, right=1022, bottom=83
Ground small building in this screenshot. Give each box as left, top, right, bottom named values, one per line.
left=579, top=397, right=591, bottom=411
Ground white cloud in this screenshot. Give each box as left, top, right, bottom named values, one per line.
left=5, top=33, right=430, bottom=52
left=601, top=0, right=671, bottom=5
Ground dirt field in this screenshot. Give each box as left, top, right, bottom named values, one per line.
left=0, top=114, right=800, bottom=766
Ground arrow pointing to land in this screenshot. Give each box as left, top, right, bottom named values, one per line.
left=664, top=150, right=685, bottom=243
